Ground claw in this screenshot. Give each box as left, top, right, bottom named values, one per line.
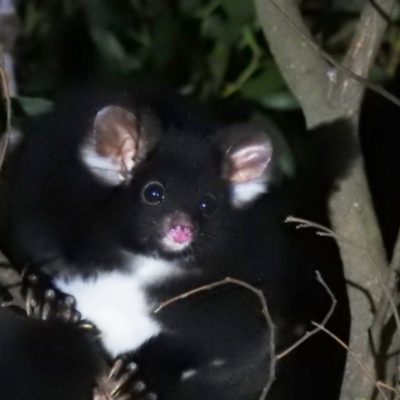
left=71, top=310, right=81, bottom=323
left=59, top=305, right=72, bottom=322
left=97, top=358, right=156, bottom=400
left=23, top=271, right=81, bottom=325
left=111, top=373, right=131, bottom=396
left=109, top=387, right=120, bottom=397
left=1, top=300, right=15, bottom=308
left=64, top=295, right=76, bottom=308
left=132, top=380, right=146, bottom=393
left=24, top=273, right=41, bottom=316
left=27, top=273, right=38, bottom=284
left=92, top=386, right=111, bottom=400
left=44, top=288, right=56, bottom=301
left=109, top=359, right=124, bottom=380
left=109, top=363, right=137, bottom=396
left=41, top=302, right=52, bottom=320
left=126, top=362, right=138, bottom=373
left=78, top=321, right=96, bottom=330
left=25, top=288, right=36, bottom=316
left=21, top=265, right=30, bottom=279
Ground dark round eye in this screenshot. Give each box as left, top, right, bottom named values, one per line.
left=198, top=194, right=217, bottom=216
left=142, top=182, right=165, bottom=205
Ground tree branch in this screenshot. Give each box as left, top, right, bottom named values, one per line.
left=254, top=0, right=396, bottom=398
left=254, top=0, right=333, bottom=128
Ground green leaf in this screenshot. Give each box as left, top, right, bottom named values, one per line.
left=258, top=92, right=300, bottom=110
left=17, top=97, right=54, bottom=116
left=222, top=26, right=262, bottom=97
left=220, top=0, right=255, bottom=24
left=208, top=42, right=230, bottom=89
left=240, top=63, right=299, bottom=110
left=91, top=29, right=127, bottom=64
left=241, top=64, right=286, bottom=96
left=201, top=14, right=227, bottom=41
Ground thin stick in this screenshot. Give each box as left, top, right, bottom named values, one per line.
left=286, top=216, right=400, bottom=344
left=266, top=0, right=400, bottom=109
left=0, top=265, right=25, bottom=310
left=276, top=271, right=336, bottom=359
left=389, top=225, right=400, bottom=273
left=0, top=45, right=11, bottom=171
left=314, top=322, right=393, bottom=400
left=377, top=380, right=398, bottom=395
left=155, top=276, right=276, bottom=400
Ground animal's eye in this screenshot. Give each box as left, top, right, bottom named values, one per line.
left=142, top=182, right=165, bottom=205
left=198, top=194, right=217, bottom=216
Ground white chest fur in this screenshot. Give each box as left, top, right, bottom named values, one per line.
left=55, top=255, right=179, bottom=357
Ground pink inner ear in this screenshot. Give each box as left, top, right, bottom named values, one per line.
left=94, top=106, right=140, bottom=173
left=227, top=139, right=273, bottom=184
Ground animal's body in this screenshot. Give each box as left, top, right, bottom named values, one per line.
left=0, top=85, right=348, bottom=400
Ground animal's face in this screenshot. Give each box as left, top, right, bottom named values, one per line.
left=81, top=104, right=274, bottom=260
left=124, top=134, right=235, bottom=259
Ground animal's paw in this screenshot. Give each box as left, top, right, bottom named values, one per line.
left=22, top=267, right=81, bottom=323
left=93, top=358, right=157, bottom=400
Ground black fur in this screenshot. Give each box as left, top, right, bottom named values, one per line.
left=0, top=84, right=353, bottom=400
left=0, top=307, right=103, bottom=400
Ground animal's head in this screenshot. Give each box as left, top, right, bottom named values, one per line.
left=81, top=105, right=274, bottom=260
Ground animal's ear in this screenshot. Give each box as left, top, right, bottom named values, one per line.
left=81, top=106, right=160, bottom=185
left=219, top=122, right=273, bottom=207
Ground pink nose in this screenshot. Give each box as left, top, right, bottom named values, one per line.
left=170, top=224, right=194, bottom=244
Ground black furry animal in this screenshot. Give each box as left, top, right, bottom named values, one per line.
left=0, top=84, right=351, bottom=400
left=0, top=306, right=102, bottom=400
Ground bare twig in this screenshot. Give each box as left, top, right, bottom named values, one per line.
left=155, top=277, right=276, bottom=400
left=286, top=216, right=400, bottom=399
left=258, top=0, right=400, bottom=111
left=286, top=217, right=400, bottom=342
left=0, top=1, right=22, bottom=309
left=255, top=3, right=390, bottom=391
left=0, top=0, right=19, bottom=97
left=390, top=228, right=400, bottom=273
left=0, top=264, right=25, bottom=310
left=342, top=0, right=394, bottom=79
left=0, top=0, right=18, bottom=172
left=277, top=271, right=336, bottom=359
left=369, top=0, right=393, bottom=23
left=255, top=0, right=397, bottom=127
left=0, top=46, right=11, bottom=171
left=0, top=50, right=21, bottom=309
left=377, top=380, right=398, bottom=395
left=314, top=323, right=395, bottom=400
